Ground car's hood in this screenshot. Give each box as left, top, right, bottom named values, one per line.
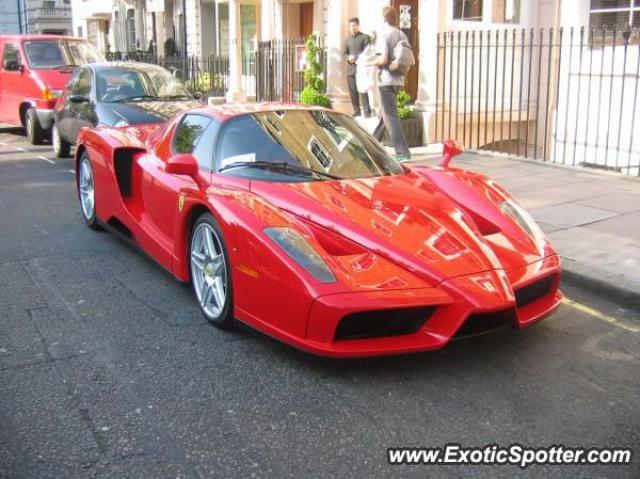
left=251, top=171, right=548, bottom=285
left=32, top=68, right=77, bottom=90
left=105, top=99, right=201, bottom=125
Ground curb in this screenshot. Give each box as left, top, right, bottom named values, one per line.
left=560, top=267, right=640, bottom=311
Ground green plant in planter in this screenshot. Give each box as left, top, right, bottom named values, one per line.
left=185, top=73, right=224, bottom=93
left=299, top=34, right=331, bottom=108
left=397, top=89, right=415, bottom=120
left=164, top=38, right=178, bottom=57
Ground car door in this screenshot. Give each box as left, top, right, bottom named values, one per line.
left=55, top=67, right=81, bottom=141
left=64, top=66, right=97, bottom=142
left=139, top=114, right=214, bottom=256
left=0, top=41, right=24, bottom=124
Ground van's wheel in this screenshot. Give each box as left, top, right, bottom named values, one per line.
left=52, top=122, right=71, bottom=158
left=25, top=108, right=45, bottom=145
left=190, top=213, right=234, bottom=328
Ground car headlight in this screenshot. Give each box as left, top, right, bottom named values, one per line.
left=42, top=88, right=62, bottom=100
left=500, top=200, right=536, bottom=239
left=264, top=227, right=336, bottom=283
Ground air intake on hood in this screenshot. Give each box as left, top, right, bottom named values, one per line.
left=334, top=307, right=435, bottom=340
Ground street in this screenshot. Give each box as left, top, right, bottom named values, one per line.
left=0, top=127, right=638, bottom=479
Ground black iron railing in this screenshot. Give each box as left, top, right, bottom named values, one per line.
left=256, top=37, right=327, bottom=103
left=436, top=27, right=640, bottom=176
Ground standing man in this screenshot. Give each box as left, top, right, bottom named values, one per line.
left=344, top=17, right=371, bottom=118
left=372, top=6, right=411, bottom=162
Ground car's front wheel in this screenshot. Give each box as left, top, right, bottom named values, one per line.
left=78, top=152, right=100, bottom=230
left=52, top=122, right=71, bottom=158
left=190, top=213, right=234, bottom=328
left=25, top=108, right=46, bottom=145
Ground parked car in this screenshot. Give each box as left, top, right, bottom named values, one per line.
left=73, top=104, right=562, bottom=357
left=0, top=35, right=104, bottom=144
left=52, top=62, right=201, bottom=158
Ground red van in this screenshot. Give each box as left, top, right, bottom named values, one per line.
left=0, top=35, right=104, bottom=144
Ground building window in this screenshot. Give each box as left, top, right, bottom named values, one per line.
left=453, top=0, right=483, bottom=21
left=126, top=9, right=136, bottom=51
left=77, top=26, right=83, bottom=37
left=492, top=0, right=520, bottom=23
left=43, top=0, right=55, bottom=10
left=590, top=0, right=640, bottom=30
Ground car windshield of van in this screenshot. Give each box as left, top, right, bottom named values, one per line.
left=97, top=66, right=191, bottom=102
left=23, top=40, right=104, bottom=69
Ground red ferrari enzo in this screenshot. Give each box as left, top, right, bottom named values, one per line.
left=75, top=103, right=562, bottom=357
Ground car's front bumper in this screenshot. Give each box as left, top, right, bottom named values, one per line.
left=35, top=108, right=54, bottom=130
left=290, top=255, right=562, bottom=358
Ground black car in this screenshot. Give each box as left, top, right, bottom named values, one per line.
left=52, top=62, right=201, bottom=157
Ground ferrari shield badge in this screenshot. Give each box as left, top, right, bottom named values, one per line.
left=178, top=194, right=185, bottom=213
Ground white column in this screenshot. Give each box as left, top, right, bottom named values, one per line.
left=415, top=0, right=446, bottom=144
left=226, top=0, right=246, bottom=102
left=324, top=0, right=350, bottom=112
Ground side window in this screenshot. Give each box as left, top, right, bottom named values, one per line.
left=173, top=114, right=212, bottom=158
left=191, top=118, right=220, bottom=171
left=73, top=67, right=92, bottom=97
left=2, top=43, right=21, bottom=70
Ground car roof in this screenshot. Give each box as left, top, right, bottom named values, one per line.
left=0, top=34, right=84, bottom=42
left=88, top=62, right=168, bottom=71
left=187, top=102, right=331, bottom=122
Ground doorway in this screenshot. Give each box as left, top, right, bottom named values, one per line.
left=392, top=0, right=419, bottom=101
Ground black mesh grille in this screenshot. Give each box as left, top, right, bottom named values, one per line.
left=334, top=307, right=436, bottom=341
left=515, top=275, right=555, bottom=308
left=454, top=309, right=517, bottom=338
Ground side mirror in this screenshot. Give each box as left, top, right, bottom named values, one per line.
left=69, top=94, right=89, bottom=104
left=3, top=60, right=22, bottom=72
left=166, top=153, right=199, bottom=177
left=439, top=139, right=464, bottom=168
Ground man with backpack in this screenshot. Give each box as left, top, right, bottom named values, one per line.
left=371, top=6, right=415, bottom=162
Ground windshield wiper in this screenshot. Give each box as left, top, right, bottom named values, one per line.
left=160, top=94, right=192, bottom=100
left=218, top=161, right=342, bottom=180
left=53, top=64, right=78, bottom=69
left=113, top=95, right=161, bottom=103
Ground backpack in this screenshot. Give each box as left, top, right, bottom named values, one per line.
left=389, top=35, right=415, bottom=76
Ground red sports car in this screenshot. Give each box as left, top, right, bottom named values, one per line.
left=75, top=103, right=562, bottom=357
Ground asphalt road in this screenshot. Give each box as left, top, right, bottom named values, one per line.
left=0, top=127, right=638, bottom=479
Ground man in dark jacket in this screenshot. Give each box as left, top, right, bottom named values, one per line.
left=344, top=17, right=371, bottom=118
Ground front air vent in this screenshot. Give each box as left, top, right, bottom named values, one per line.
left=334, top=307, right=435, bottom=341
left=454, top=309, right=516, bottom=338
left=515, top=275, right=554, bottom=308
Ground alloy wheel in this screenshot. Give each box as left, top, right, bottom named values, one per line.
left=190, top=223, right=228, bottom=320
left=78, top=157, right=95, bottom=221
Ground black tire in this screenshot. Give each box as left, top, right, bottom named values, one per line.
left=77, top=152, right=101, bottom=230
left=190, top=213, right=234, bottom=328
left=25, top=108, right=46, bottom=145
left=52, top=122, right=71, bottom=158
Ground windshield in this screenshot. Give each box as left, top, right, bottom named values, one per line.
left=97, top=66, right=191, bottom=102
left=23, top=40, right=104, bottom=69
left=217, top=111, right=404, bottom=181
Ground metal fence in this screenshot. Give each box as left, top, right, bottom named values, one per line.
left=256, top=38, right=327, bottom=102
left=105, top=51, right=256, bottom=99
left=436, top=27, right=640, bottom=176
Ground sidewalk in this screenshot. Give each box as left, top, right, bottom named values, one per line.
left=409, top=147, right=640, bottom=309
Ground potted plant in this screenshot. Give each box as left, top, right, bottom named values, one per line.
left=384, top=89, right=423, bottom=147
left=299, top=34, right=331, bottom=108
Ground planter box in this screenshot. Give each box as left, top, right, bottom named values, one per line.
left=382, top=115, right=423, bottom=147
